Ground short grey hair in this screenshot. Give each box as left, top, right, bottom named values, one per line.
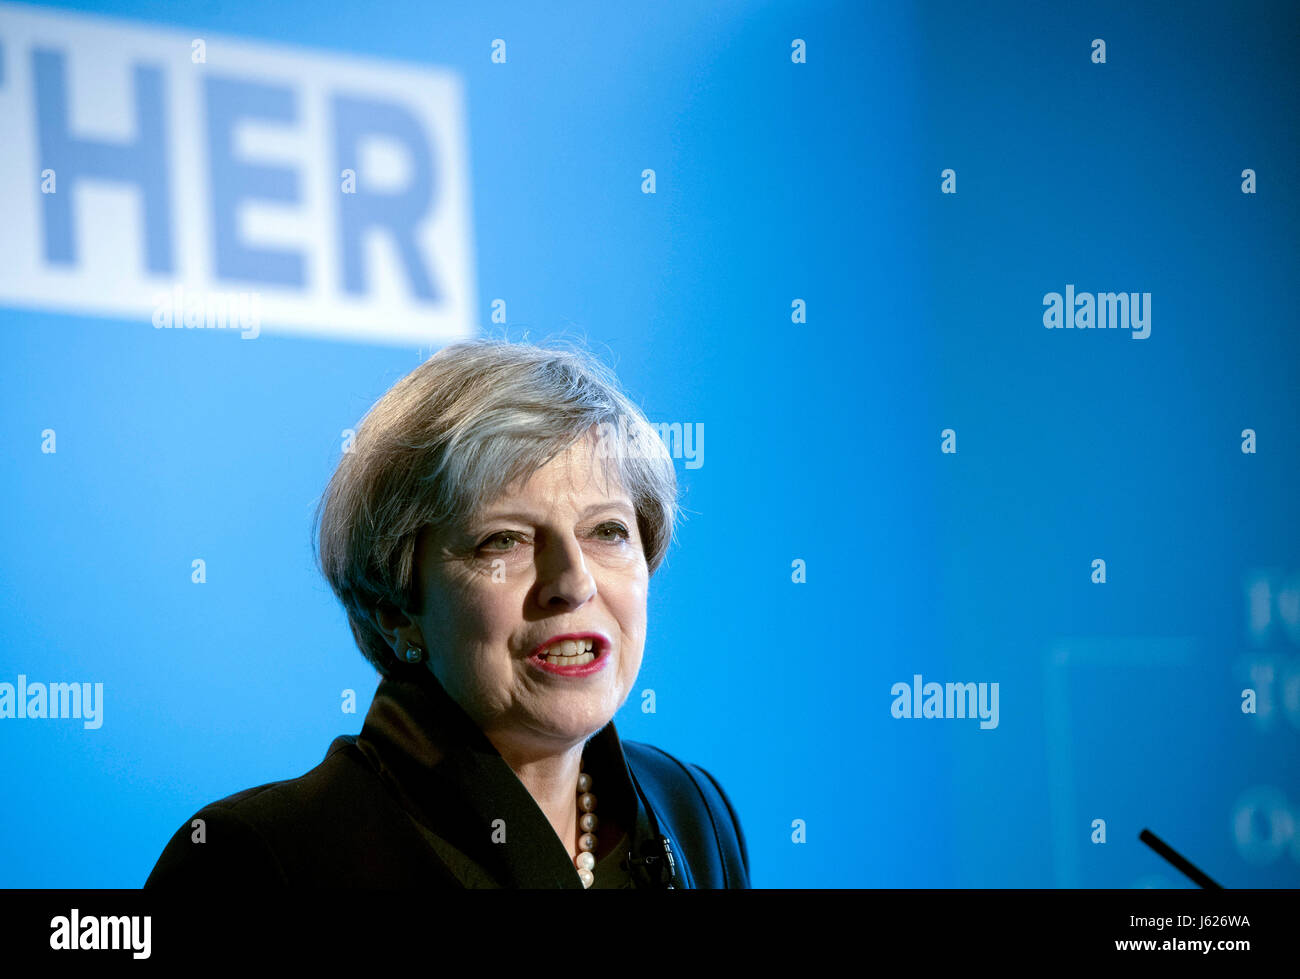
left=314, top=338, right=678, bottom=677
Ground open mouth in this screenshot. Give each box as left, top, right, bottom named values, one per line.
left=531, top=634, right=608, bottom=669
left=539, top=637, right=598, bottom=666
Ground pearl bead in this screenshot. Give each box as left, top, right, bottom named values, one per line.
left=574, top=767, right=598, bottom=888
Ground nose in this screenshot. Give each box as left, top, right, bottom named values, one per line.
left=535, top=536, right=597, bottom=610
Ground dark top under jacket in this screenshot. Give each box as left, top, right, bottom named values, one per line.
left=145, top=670, right=750, bottom=888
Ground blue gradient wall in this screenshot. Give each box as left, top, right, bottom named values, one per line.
left=1, top=0, right=1296, bottom=888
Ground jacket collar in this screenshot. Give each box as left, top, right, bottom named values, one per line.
left=355, top=668, right=653, bottom=888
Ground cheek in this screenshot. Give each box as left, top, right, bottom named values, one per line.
left=472, top=602, right=522, bottom=665
left=424, top=573, right=518, bottom=658
left=612, top=572, right=649, bottom=645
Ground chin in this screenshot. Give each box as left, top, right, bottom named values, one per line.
left=541, top=701, right=617, bottom=739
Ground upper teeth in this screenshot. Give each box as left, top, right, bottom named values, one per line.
left=545, top=638, right=595, bottom=658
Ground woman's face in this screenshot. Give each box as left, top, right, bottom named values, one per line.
left=411, top=432, right=649, bottom=756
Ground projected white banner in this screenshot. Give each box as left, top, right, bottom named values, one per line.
left=0, top=2, right=477, bottom=345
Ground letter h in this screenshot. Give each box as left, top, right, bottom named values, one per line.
left=33, top=49, right=174, bottom=273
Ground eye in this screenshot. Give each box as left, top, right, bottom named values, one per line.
left=479, top=531, right=525, bottom=552
left=592, top=521, right=630, bottom=542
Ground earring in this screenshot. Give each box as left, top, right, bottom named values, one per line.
left=403, top=644, right=424, bottom=664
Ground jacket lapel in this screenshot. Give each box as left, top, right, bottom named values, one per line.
left=358, top=672, right=663, bottom=888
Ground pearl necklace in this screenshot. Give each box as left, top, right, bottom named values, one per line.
left=575, top=768, right=598, bottom=888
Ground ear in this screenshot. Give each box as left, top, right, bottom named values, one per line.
left=374, top=600, right=425, bottom=655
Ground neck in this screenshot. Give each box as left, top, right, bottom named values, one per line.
left=488, top=734, right=586, bottom=857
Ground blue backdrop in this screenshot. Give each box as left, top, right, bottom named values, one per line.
left=1, top=0, right=1297, bottom=888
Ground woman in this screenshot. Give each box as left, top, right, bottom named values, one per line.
left=145, top=339, right=750, bottom=888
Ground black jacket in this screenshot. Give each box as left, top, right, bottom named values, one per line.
left=145, top=670, right=750, bottom=888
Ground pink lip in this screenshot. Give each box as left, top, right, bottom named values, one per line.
left=528, top=632, right=611, bottom=678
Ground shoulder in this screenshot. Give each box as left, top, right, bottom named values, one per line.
left=144, top=736, right=444, bottom=887
left=621, top=740, right=731, bottom=800
left=621, top=740, right=751, bottom=888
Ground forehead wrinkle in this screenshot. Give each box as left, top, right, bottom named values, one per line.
left=515, top=438, right=626, bottom=506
